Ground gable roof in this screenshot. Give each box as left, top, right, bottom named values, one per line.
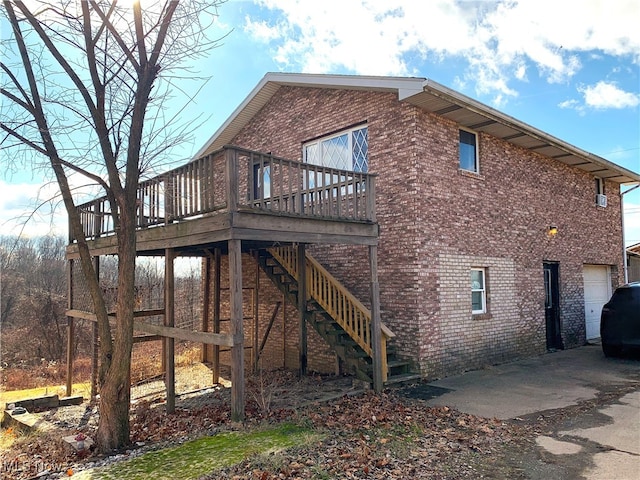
left=194, top=72, right=640, bottom=185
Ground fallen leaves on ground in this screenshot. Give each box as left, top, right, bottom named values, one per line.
left=208, top=391, right=532, bottom=479
left=2, top=375, right=534, bottom=480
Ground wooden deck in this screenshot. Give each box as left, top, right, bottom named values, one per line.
left=64, top=146, right=388, bottom=420
left=66, top=146, right=378, bottom=258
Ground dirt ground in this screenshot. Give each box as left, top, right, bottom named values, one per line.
left=1, top=364, right=637, bottom=480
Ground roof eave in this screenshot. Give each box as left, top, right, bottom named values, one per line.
left=192, top=73, right=640, bottom=185
left=399, top=79, right=640, bottom=185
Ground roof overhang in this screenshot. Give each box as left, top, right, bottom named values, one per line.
left=194, top=73, right=640, bottom=185
left=193, top=73, right=424, bottom=159
left=401, top=80, right=640, bottom=185
left=628, top=242, right=640, bottom=255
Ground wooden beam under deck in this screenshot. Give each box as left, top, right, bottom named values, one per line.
left=65, top=211, right=378, bottom=259
left=65, top=309, right=235, bottom=347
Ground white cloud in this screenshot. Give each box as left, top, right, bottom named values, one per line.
left=244, top=16, right=281, bottom=42
left=0, top=180, right=67, bottom=238
left=579, top=81, right=640, bottom=109
left=0, top=171, right=101, bottom=239
left=246, top=0, right=640, bottom=99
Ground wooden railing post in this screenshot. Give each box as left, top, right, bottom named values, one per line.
left=164, top=174, right=175, bottom=224
left=366, top=175, right=376, bottom=222
left=226, top=147, right=239, bottom=212
left=94, top=200, right=102, bottom=238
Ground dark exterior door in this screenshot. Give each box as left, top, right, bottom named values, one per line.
left=544, top=262, right=563, bottom=350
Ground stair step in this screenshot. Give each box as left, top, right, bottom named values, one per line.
left=383, top=373, right=422, bottom=386
left=349, top=350, right=370, bottom=359
left=325, top=329, right=348, bottom=336
left=387, top=360, right=411, bottom=368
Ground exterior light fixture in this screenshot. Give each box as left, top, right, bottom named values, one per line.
left=548, top=226, right=558, bottom=236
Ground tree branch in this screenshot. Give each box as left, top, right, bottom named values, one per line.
left=132, top=0, right=148, bottom=65
left=89, top=0, right=140, bottom=70
left=148, top=1, right=179, bottom=66
left=0, top=62, right=35, bottom=112
left=0, top=123, right=47, bottom=155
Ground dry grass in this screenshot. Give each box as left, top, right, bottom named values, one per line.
left=1, top=357, right=91, bottom=392
left=0, top=343, right=204, bottom=403
left=129, top=341, right=201, bottom=385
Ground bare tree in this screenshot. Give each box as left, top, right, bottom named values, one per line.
left=1, top=1, right=223, bottom=451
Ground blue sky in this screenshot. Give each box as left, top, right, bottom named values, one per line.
left=1, top=0, right=639, bottom=245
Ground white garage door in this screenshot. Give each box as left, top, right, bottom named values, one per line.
left=582, top=265, right=612, bottom=340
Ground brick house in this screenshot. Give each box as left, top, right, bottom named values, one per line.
left=67, top=73, right=640, bottom=414
left=193, top=72, right=639, bottom=379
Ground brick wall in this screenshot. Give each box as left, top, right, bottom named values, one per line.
left=215, top=85, right=623, bottom=380
left=202, top=253, right=337, bottom=375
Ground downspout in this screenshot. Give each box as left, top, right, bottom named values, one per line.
left=621, top=184, right=640, bottom=284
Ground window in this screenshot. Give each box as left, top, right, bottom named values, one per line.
left=459, top=129, right=478, bottom=173
left=595, top=177, right=607, bottom=207
left=303, top=126, right=368, bottom=172
left=253, top=162, right=270, bottom=199
left=471, top=268, right=486, bottom=314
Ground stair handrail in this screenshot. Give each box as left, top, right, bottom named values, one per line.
left=268, top=246, right=395, bottom=380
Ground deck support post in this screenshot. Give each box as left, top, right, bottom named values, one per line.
left=65, top=259, right=74, bottom=397
left=229, top=239, right=245, bottom=421
left=202, top=254, right=212, bottom=363
left=369, top=244, right=383, bottom=393
left=213, top=248, right=221, bottom=384
left=253, top=251, right=260, bottom=372
left=282, top=292, right=287, bottom=368
left=90, top=256, right=100, bottom=401
left=164, top=248, right=176, bottom=413
left=297, top=243, right=307, bottom=376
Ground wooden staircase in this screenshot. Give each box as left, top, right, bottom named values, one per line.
left=257, top=247, right=417, bottom=386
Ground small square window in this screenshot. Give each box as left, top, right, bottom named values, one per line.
left=471, top=268, right=486, bottom=314
left=459, top=130, right=478, bottom=173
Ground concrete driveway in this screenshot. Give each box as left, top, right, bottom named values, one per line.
left=421, top=344, right=640, bottom=479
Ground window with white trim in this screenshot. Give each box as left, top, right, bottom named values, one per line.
left=303, top=126, right=368, bottom=172
left=459, top=129, right=478, bottom=173
left=471, top=268, right=486, bottom=314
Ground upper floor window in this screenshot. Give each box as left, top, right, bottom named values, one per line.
left=459, top=129, right=478, bottom=173
left=595, top=177, right=607, bottom=207
left=303, top=126, right=368, bottom=172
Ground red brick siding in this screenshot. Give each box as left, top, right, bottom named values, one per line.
left=203, top=253, right=337, bottom=375
left=210, top=86, right=622, bottom=379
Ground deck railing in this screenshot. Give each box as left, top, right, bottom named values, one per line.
left=269, top=246, right=393, bottom=382
left=71, top=146, right=376, bottom=241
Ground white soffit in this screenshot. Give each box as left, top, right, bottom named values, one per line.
left=401, top=80, right=640, bottom=185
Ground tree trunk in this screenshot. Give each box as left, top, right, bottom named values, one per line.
left=96, top=195, right=137, bottom=451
